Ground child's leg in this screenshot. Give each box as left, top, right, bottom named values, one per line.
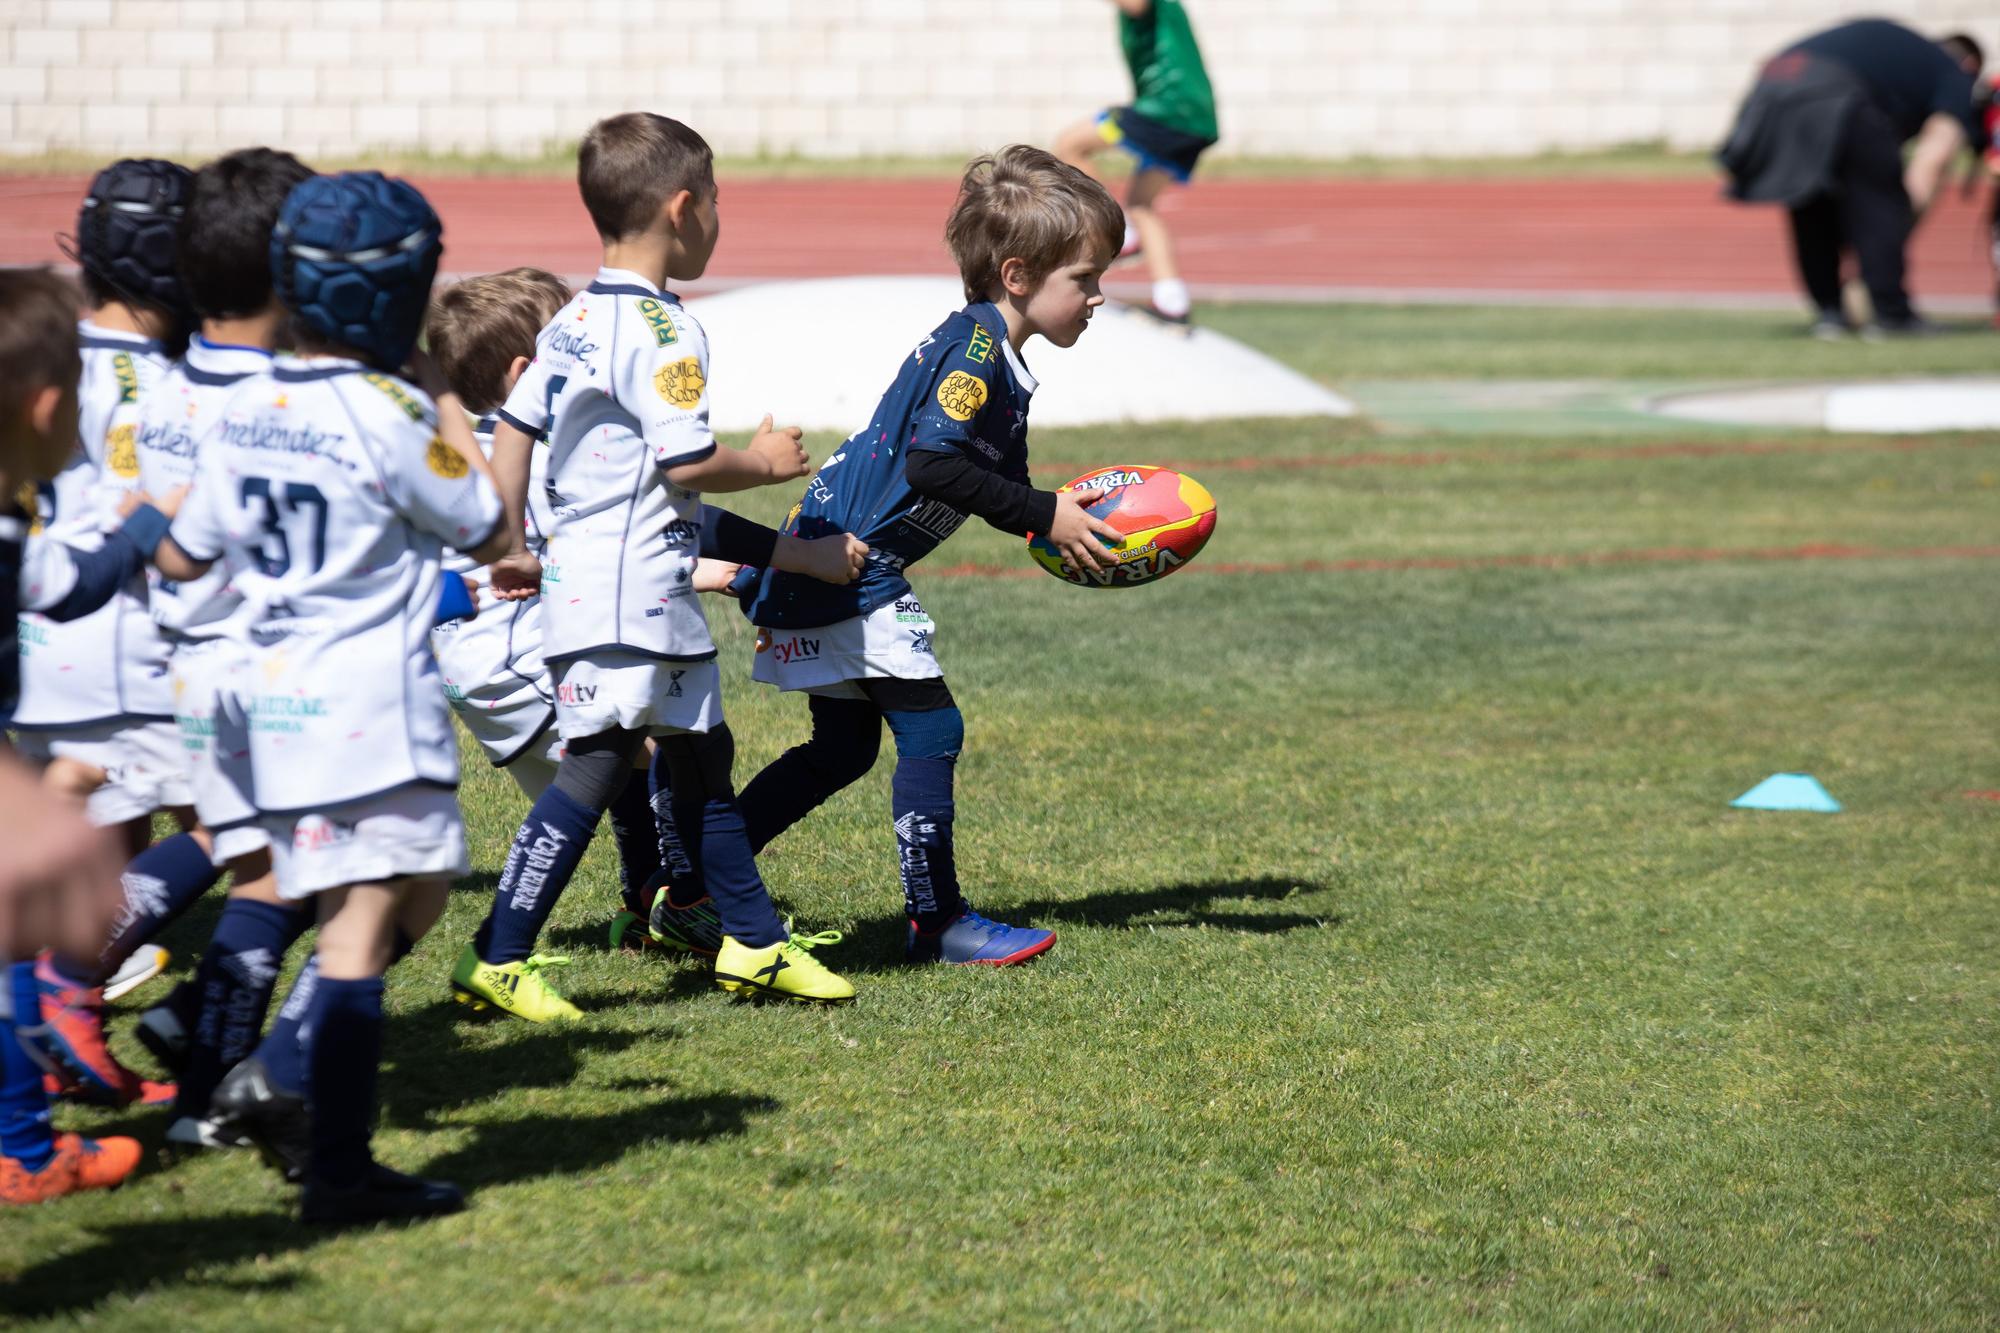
left=0, top=959, right=141, bottom=1203
left=737, top=695, right=883, bottom=854
left=679, top=725, right=855, bottom=1004
left=471, top=727, right=647, bottom=965
left=49, top=824, right=223, bottom=990
left=1126, top=166, right=1189, bottom=317
left=169, top=850, right=309, bottom=1126
left=657, top=725, right=788, bottom=948
left=1, top=962, right=55, bottom=1173
left=302, top=882, right=397, bottom=1188
left=605, top=758, right=664, bottom=917
left=864, top=679, right=1057, bottom=967
left=863, top=679, right=966, bottom=932
left=301, top=875, right=461, bottom=1220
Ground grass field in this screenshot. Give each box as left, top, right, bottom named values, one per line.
left=6, top=304, right=1999, bottom=1328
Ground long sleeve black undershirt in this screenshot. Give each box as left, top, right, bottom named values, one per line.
left=699, top=504, right=779, bottom=567
left=904, top=447, right=1057, bottom=538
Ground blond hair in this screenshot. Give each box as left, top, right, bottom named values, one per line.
left=577, top=112, right=715, bottom=241
left=945, top=145, right=1124, bottom=303
left=425, top=268, right=572, bottom=414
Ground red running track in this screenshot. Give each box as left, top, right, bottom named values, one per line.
left=1, top=174, right=1994, bottom=305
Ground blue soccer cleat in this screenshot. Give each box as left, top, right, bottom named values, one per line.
left=906, top=909, right=1056, bottom=966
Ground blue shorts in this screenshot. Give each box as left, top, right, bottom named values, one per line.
left=1096, top=107, right=1215, bottom=184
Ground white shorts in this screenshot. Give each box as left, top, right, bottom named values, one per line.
left=751, top=595, right=944, bottom=698
left=262, top=785, right=469, bottom=900
left=170, top=637, right=269, bottom=864
left=12, top=717, right=195, bottom=826
left=551, top=652, right=722, bottom=739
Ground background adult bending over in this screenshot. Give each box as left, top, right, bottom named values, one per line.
left=1719, top=20, right=1986, bottom=339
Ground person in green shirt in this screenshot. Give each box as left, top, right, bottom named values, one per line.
left=1055, top=0, right=1218, bottom=326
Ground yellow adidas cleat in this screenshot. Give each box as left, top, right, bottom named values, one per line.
left=713, top=931, right=854, bottom=1005
left=449, top=945, right=583, bottom=1023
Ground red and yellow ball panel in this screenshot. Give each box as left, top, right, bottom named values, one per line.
left=1027, top=464, right=1217, bottom=587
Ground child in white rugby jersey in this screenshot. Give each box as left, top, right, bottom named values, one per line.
left=11, top=159, right=207, bottom=1112
left=152, top=171, right=508, bottom=1224
left=105, top=147, right=329, bottom=1155
left=458, top=112, right=867, bottom=1018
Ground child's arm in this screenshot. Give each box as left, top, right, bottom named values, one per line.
left=699, top=503, right=867, bottom=585
left=905, top=447, right=1122, bottom=573
left=23, top=498, right=174, bottom=622
left=664, top=414, right=812, bottom=494
left=410, top=351, right=540, bottom=593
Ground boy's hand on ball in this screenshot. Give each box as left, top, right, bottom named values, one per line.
left=1049, top=487, right=1123, bottom=573
left=750, top=415, right=810, bottom=480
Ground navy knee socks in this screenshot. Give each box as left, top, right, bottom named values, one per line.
left=663, top=729, right=787, bottom=948
left=883, top=707, right=967, bottom=932
left=175, top=899, right=311, bottom=1119
left=474, top=785, right=601, bottom=965
left=605, top=769, right=663, bottom=916
left=48, top=832, right=223, bottom=987
left=301, top=976, right=383, bottom=1188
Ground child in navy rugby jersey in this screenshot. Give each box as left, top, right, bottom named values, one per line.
left=734, top=146, right=1127, bottom=965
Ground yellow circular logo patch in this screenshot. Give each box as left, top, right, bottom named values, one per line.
left=936, top=370, right=987, bottom=422
left=426, top=436, right=468, bottom=479
left=654, top=357, right=706, bottom=410
left=106, top=423, right=140, bottom=478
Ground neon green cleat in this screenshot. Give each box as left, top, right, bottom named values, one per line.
left=713, top=931, right=854, bottom=1005
left=449, top=945, right=582, bottom=1023
left=608, top=908, right=653, bottom=954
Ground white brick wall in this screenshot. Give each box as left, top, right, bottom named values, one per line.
left=3, top=1, right=1996, bottom=160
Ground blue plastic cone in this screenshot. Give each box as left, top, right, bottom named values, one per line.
left=1730, top=773, right=1841, bottom=813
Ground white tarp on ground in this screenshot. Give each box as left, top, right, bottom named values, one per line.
left=1650, top=378, right=2000, bottom=433
left=683, top=275, right=1355, bottom=434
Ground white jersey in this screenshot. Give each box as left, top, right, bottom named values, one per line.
left=430, top=419, right=556, bottom=765
left=12, top=324, right=172, bottom=729
left=168, top=356, right=503, bottom=814
left=497, top=268, right=717, bottom=665
left=135, top=337, right=273, bottom=638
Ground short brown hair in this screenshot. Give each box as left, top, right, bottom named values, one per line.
left=425, top=268, right=572, bottom=414
left=577, top=113, right=715, bottom=240
left=945, top=145, right=1124, bottom=303
left=0, top=267, right=83, bottom=476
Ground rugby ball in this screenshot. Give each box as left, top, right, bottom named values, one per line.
left=1027, top=464, right=1216, bottom=588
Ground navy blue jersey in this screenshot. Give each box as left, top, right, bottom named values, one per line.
left=739, top=301, right=1035, bottom=629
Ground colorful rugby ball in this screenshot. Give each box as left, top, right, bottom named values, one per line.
left=1027, top=464, right=1217, bottom=587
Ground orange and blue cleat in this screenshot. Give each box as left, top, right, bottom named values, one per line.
left=0, top=1133, right=143, bottom=1206
left=30, top=956, right=175, bottom=1107
left=906, top=909, right=1056, bottom=966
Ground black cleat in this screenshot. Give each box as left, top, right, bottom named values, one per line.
left=135, top=980, right=200, bottom=1076
left=210, top=1057, right=309, bottom=1184
left=302, top=1163, right=465, bottom=1226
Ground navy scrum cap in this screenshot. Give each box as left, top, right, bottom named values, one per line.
left=271, top=171, right=443, bottom=371
left=77, top=157, right=193, bottom=317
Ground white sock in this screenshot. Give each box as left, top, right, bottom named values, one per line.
left=1152, top=278, right=1190, bottom=318
left=1121, top=220, right=1141, bottom=254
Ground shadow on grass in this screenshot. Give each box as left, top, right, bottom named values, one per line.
left=378, top=998, right=658, bottom=1125
left=3, top=1212, right=317, bottom=1319
left=830, top=875, right=1341, bottom=971
left=4, top=1096, right=778, bottom=1319
left=420, top=1092, right=779, bottom=1190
